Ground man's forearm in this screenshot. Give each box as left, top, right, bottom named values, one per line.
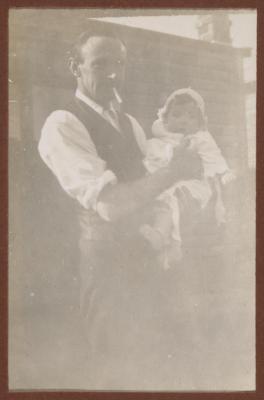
left=98, top=165, right=180, bottom=222
left=98, top=147, right=202, bottom=222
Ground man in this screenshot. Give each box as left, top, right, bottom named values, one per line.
left=39, top=26, right=202, bottom=389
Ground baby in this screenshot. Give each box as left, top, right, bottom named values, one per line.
left=140, top=88, right=235, bottom=268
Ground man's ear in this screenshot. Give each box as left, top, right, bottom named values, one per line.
left=68, top=57, right=81, bottom=78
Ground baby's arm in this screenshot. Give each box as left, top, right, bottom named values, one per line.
left=193, top=131, right=235, bottom=182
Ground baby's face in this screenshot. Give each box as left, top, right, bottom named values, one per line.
left=165, top=101, right=201, bottom=135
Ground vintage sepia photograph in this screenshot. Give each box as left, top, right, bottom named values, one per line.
left=8, top=8, right=256, bottom=391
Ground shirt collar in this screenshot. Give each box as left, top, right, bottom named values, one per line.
left=75, top=89, right=122, bottom=115
left=75, top=89, right=104, bottom=115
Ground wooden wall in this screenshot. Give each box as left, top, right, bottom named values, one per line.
left=9, top=12, right=249, bottom=170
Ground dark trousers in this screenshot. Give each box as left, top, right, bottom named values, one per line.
left=78, top=232, right=186, bottom=388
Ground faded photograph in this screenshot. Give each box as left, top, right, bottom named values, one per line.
left=8, top=8, right=256, bottom=391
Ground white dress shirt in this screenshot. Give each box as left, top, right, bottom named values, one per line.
left=38, top=90, right=147, bottom=218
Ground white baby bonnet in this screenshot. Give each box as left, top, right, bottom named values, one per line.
left=158, top=87, right=206, bottom=121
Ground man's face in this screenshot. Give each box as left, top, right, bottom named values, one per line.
left=77, top=36, right=127, bottom=106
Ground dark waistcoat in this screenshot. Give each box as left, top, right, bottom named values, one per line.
left=64, top=97, right=146, bottom=242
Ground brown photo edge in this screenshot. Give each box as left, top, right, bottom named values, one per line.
left=0, top=0, right=262, bottom=399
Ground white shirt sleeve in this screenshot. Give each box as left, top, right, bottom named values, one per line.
left=38, top=110, right=117, bottom=212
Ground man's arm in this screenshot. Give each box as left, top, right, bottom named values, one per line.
left=39, top=110, right=202, bottom=222
left=98, top=147, right=202, bottom=222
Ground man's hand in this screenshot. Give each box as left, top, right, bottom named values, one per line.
left=169, top=143, right=203, bottom=181
left=98, top=139, right=203, bottom=222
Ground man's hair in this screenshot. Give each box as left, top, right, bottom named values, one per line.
left=69, top=24, right=126, bottom=64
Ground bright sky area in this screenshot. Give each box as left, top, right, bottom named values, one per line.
left=96, top=11, right=256, bottom=48
left=95, top=11, right=256, bottom=82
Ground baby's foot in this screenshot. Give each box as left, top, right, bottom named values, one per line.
left=139, top=224, right=165, bottom=251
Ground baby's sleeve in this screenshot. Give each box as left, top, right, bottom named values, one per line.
left=151, top=119, right=167, bottom=137
left=194, top=131, right=230, bottom=177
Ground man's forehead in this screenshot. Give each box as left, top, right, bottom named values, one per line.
left=81, top=36, right=126, bottom=57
